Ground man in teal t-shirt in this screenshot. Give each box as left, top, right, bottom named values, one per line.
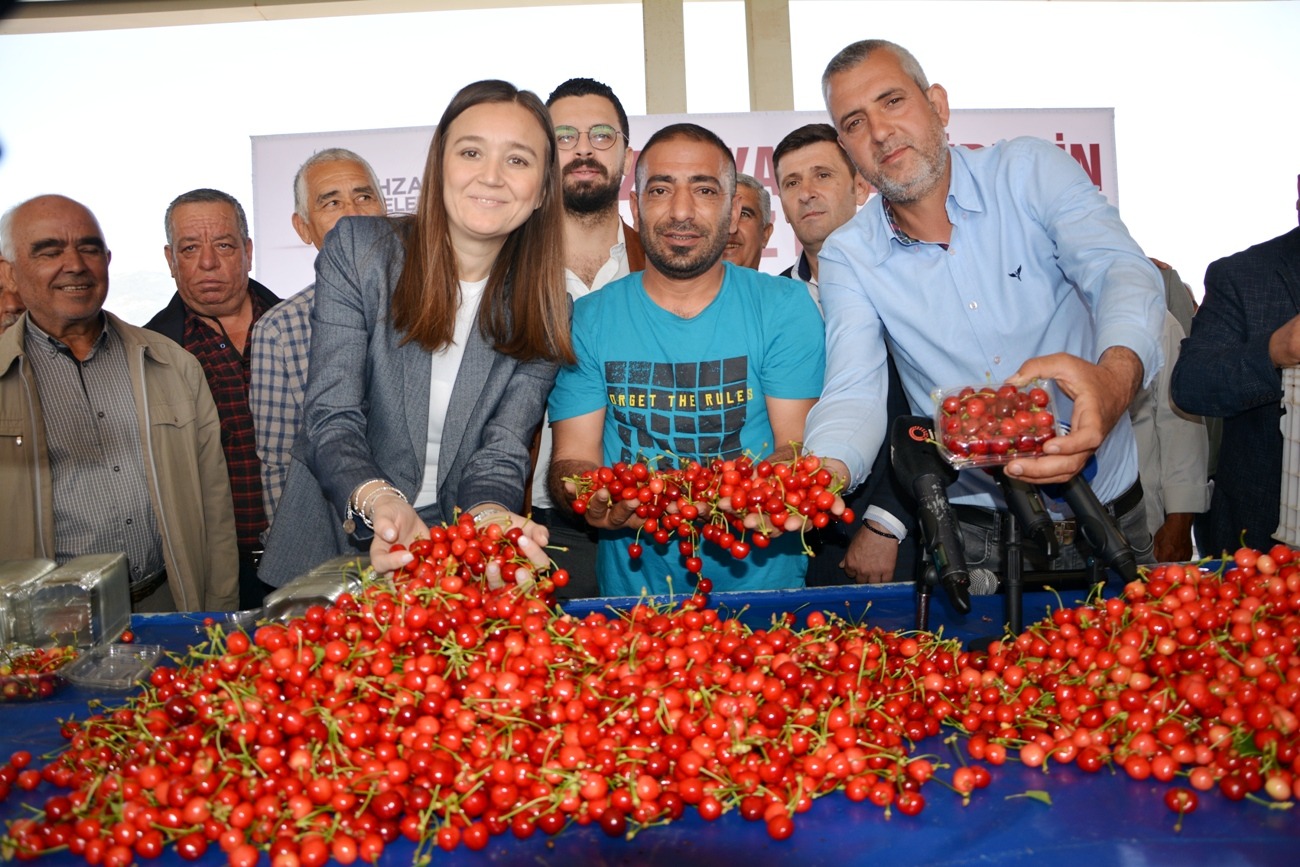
left=547, top=122, right=825, bottom=597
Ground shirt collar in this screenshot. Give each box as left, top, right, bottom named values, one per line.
left=24, top=313, right=110, bottom=361
left=882, top=198, right=921, bottom=246
left=563, top=220, right=630, bottom=293
left=795, top=250, right=814, bottom=283
left=944, top=144, right=985, bottom=219
left=873, top=145, right=984, bottom=254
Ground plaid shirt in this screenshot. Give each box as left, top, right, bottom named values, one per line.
left=182, top=293, right=272, bottom=550
left=249, top=286, right=313, bottom=530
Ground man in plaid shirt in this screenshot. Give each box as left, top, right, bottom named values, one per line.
left=146, top=188, right=281, bottom=609
left=249, top=149, right=387, bottom=537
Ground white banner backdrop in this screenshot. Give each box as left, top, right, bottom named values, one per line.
left=251, top=108, right=1116, bottom=293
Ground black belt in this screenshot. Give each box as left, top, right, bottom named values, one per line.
left=130, top=569, right=168, bottom=604
left=239, top=547, right=264, bottom=571
left=1108, top=478, right=1144, bottom=518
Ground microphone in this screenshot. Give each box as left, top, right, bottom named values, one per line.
left=992, top=469, right=1058, bottom=561
left=1058, top=474, right=1139, bottom=583
left=968, top=568, right=1001, bottom=596
left=891, top=416, right=971, bottom=614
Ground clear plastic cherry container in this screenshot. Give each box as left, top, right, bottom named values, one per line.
left=932, top=381, right=1062, bottom=469
left=0, top=559, right=56, bottom=648
left=65, top=643, right=164, bottom=691
left=2, top=560, right=73, bottom=702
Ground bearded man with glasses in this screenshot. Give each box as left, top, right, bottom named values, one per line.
left=546, top=78, right=645, bottom=293
left=533, top=78, right=646, bottom=598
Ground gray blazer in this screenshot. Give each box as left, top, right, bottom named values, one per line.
left=259, top=216, right=558, bottom=586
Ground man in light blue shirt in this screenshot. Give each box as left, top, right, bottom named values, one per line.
left=803, top=39, right=1164, bottom=569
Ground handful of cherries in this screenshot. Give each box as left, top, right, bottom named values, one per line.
left=936, top=383, right=1059, bottom=467
left=566, top=453, right=855, bottom=575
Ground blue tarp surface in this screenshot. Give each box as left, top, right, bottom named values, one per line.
left=3, top=582, right=1296, bottom=866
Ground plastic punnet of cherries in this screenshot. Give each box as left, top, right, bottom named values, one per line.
left=935, top=382, right=1061, bottom=468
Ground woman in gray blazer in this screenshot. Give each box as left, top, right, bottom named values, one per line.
left=260, top=80, right=573, bottom=587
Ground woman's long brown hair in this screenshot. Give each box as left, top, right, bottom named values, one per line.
left=391, top=80, right=573, bottom=364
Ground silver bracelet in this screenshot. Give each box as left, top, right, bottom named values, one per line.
left=471, top=506, right=509, bottom=527
left=361, top=486, right=408, bottom=526
left=344, top=480, right=407, bottom=533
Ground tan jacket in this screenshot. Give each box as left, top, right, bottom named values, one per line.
left=0, top=312, right=239, bottom=611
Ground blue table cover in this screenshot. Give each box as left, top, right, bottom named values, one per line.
left=2, top=582, right=1297, bottom=866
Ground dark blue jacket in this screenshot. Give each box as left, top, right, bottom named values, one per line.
left=1172, top=227, right=1300, bottom=555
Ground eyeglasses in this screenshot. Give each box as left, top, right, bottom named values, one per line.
left=554, top=125, right=623, bottom=151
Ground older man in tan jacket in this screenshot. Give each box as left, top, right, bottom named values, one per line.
left=0, top=195, right=238, bottom=611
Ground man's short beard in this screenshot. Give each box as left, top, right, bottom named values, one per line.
left=564, top=181, right=621, bottom=215
left=643, top=215, right=731, bottom=281
left=871, top=152, right=946, bottom=204
left=563, top=165, right=622, bottom=216
left=868, top=115, right=950, bottom=205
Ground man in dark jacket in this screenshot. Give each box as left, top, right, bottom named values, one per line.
left=146, top=188, right=279, bottom=608
left=1172, top=223, right=1300, bottom=556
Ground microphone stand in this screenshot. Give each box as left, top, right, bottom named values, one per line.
left=1002, top=504, right=1025, bottom=637
left=913, top=470, right=1131, bottom=637
left=992, top=505, right=1106, bottom=636
left=914, top=561, right=936, bottom=632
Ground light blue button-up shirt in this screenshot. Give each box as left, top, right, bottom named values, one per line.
left=804, top=136, right=1164, bottom=509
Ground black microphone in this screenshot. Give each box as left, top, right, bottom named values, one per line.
left=992, top=469, right=1059, bottom=561
left=1059, top=474, right=1139, bottom=583
left=891, top=416, right=971, bottom=614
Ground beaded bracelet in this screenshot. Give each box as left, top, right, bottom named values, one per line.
left=862, top=521, right=900, bottom=542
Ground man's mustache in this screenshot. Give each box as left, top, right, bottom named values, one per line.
left=563, top=158, right=608, bottom=178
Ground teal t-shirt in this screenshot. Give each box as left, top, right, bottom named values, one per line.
left=548, top=262, right=826, bottom=596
